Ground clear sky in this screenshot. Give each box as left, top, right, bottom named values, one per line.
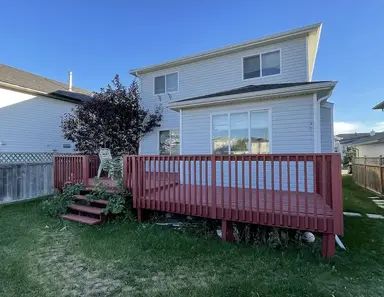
left=1, top=0, right=384, bottom=134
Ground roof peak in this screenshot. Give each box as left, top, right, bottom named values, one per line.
left=130, top=23, right=322, bottom=75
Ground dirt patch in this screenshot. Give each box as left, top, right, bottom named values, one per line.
left=29, top=227, right=122, bottom=297
left=28, top=226, right=217, bottom=296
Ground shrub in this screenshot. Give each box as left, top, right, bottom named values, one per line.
left=41, top=184, right=84, bottom=217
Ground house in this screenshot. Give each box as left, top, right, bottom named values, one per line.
left=348, top=131, right=384, bottom=157
left=334, top=133, right=370, bottom=158
left=56, top=23, right=343, bottom=257
left=131, top=23, right=336, bottom=156
left=0, top=64, right=92, bottom=152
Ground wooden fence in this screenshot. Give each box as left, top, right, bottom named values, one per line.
left=352, top=156, right=384, bottom=194
left=0, top=152, right=54, bottom=203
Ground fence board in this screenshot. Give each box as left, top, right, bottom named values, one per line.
left=0, top=162, right=54, bottom=203
left=352, top=156, right=384, bottom=194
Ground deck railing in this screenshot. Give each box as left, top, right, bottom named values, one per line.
left=53, top=154, right=99, bottom=189
left=124, top=154, right=343, bottom=235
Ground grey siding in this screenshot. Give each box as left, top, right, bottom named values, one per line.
left=181, top=95, right=315, bottom=154
left=139, top=36, right=308, bottom=154
left=320, top=105, right=333, bottom=153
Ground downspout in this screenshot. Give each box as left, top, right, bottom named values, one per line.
left=313, top=91, right=332, bottom=153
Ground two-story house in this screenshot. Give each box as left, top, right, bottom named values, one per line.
left=131, top=23, right=335, bottom=156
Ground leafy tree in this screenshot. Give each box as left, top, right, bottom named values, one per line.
left=62, top=75, right=162, bottom=156
left=343, top=146, right=357, bottom=167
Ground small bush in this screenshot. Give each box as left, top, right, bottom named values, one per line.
left=41, top=184, right=84, bottom=217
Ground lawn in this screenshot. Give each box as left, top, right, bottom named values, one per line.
left=1, top=176, right=384, bottom=297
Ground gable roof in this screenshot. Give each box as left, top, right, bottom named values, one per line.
left=336, top=133, right=371, bottom=144
left=348, top=132, right=384, bottom=146
left=168, top=81, right=336, bottom=110
left=130, top=23, right=322, bottom=76
left=0, top=64, right=92, bottom=102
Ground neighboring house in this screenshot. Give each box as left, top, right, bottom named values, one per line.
left=334, top=133, right=370, bottom=158
left=348, top=131, right=384, bottom=157
left=130, top=23, right=336, bottom=155
left=0, top=64, right=92, bottom=152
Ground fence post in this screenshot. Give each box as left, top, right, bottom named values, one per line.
left=211, top=155, right=217, bottom=219
left=379, top=155, right=383, bottom=194
left=122, top=155, right=128, bottom=189
left=82, top=155, right=90, bottom=187
left=364, top=156, right=367, bottom=189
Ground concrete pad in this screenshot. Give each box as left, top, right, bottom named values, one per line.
left=366, top=214, right=384, bottom=219
left=343, top=212, right=362, bottom=217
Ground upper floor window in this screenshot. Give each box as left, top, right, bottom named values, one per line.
left=243, top=50, right=281, bottom=79
left=154, top=72, right=178, bottom=94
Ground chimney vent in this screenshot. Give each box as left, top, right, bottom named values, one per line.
left=68, top=71, right=73, bottom=91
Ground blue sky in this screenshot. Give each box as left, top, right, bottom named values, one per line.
left=1, top=0, right=384, bottom=134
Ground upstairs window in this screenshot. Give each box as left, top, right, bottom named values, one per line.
left=243, top=50, right=281, bottom=79
left=154, top=72, right=179, bottom=94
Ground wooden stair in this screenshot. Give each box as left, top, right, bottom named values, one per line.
left=61, top=191, right=109, bottom=225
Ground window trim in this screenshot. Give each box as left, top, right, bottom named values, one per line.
left=158, top=128, right=180, bottom=155
left=153, top=72, right=179, bottom=95
left=210, top=108, right=272, bottom=155
left=242, top=49, right=282, bottom=81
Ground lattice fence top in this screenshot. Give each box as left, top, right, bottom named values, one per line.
left=0, top=152, right=54, bottom=164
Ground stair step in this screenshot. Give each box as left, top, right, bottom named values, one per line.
left=85, top=187, right=118, bottom=193
left=73, top=194, right=108, bottom=206
left=68, top=204, right=104, bottom=215
left=62, top=214, right=102, bottom=225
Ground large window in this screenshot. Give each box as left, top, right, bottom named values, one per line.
left=211, top=110, right=270, bottom=154
left=154, top=72, right=179, bottom=94
left=159, top=130, right=180, bottom=155
left=243, top=50, right=280, bottom=79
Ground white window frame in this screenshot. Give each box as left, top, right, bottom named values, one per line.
left=210, top=108, right=272, bottom=154
left=154, top=72, right=179, bottom=95
left=242, top=49, right=282, bottom=80
left=158, top=128, right=180, bottom=155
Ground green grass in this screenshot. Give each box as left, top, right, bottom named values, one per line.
left=343, top=175, right=384, bottom=214
left=1, top=177, right=384, bottom=296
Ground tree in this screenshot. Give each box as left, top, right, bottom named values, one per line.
left=61, top=75, right=162, bottom=156
left=343, top=146, right=357, bottom=169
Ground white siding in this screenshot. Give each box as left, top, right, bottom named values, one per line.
left=181, top=95, right=314, bottom=154
left=0, top=87, right=76, bottom=152
left=356, top=143, right=384, bottom=157
left=320, top=105, right=333, bottom=153
left=138, top=36, right=308, bottom=155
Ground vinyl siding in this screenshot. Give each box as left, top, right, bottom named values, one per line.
left=356, top=143, right=384, bottom=157
left=320, top=105, right=333, bottom=153
left=138, top=36, right=308, bottom=154
left=0, top=87, right=76, bottom=152
left=181, top=95, right=314, bottom=154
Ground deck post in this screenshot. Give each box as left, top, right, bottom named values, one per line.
left=331, top=154, right=343, bottom=235
left=221, top=220, right=234, bottom=242
left=82, top=155, right=90, bottom=187
left=211, top=155, right=217, bottom=219
left=321, top=233, right=336, bottom=258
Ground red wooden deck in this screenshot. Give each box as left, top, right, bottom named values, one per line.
left=53, top=153, right=343, bottom=258
left=139, top=183, right=334, bottom=232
